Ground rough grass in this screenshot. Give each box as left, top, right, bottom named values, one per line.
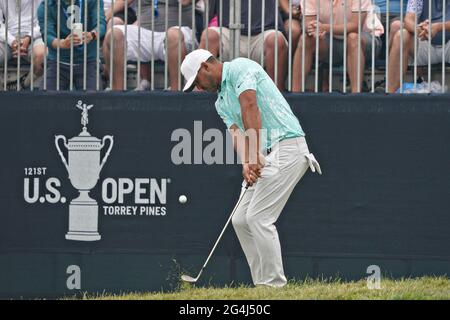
left=67, top=276, right=450, bottom=300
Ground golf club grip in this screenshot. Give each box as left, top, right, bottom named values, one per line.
left=200, top=186, right=249, bottom=270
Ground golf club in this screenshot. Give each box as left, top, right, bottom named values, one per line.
left=181, top=183, right=250, bottom=283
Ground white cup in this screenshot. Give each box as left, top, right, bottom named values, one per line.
left=72, top=23, right=83, bottom=42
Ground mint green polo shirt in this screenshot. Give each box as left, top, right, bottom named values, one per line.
left=215, top=58, right=305, bottom=150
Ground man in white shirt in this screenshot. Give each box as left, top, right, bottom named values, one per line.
left=0, top=0, right=46, bottom=88
left=103, top=0, right=197, bottom=91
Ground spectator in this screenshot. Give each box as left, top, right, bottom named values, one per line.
left=0, top=0, right=46, bottom=89
left=292, top=0, right=384, bottom=93
left=280, top=0, right=302, bottom=54
left=103, top=0, right=197, bottom=91
left=375, top=0, right=408, bottom=47
left=102, top=0, right=138, bottom=89
left=376, top=0, right=409, bottom=55
left=104, top=0, right=137, bottom=29
left=195, top=0, right=205, bottom=43
left=372, top=0, right=408, bottom=92
left=37, top=0, right=106, bottom=90
left=387, top=0, right=450, bottom=93
left=199, top=0, right=288, bottom=91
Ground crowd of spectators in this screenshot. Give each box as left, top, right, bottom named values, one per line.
left=0, top=0, right=449, bottom=92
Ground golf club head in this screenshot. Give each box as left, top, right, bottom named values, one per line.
left=181, top=274, right=198, bottom=283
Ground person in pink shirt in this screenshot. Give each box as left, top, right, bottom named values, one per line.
left=292, top=0, right=384, bottom=92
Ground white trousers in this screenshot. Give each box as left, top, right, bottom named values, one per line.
left=114, top=25, right=196, bottom=62
left=232, top=136, right=311, bottom=287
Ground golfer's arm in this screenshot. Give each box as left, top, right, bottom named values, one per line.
left=229, top=124, right=247, bottom=164
left=239, top=90, right=262, bottom=165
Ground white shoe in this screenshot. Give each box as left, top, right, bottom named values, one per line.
left=22, top=72, right=33, bottom=88
left=21, top=72, right=43, bottom=89
left=134, top=79, right=150, bottom=91
left=33, top=75, right=43, bottom=89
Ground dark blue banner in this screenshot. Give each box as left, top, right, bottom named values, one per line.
left=0, top=92, right=449, bottom=298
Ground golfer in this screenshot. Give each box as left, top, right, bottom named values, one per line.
left=181, top=49, right=321, bottom=287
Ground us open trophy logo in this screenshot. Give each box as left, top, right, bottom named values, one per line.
left=55, top=101, right=114, bottom=241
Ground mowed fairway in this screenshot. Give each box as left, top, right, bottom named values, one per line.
left=69, top=276, right=450, bottom=300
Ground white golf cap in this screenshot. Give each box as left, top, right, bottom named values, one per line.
left=181, top=49, right=213, bottom=92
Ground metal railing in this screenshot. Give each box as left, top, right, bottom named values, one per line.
left=0, top=0, right=448, bottom=92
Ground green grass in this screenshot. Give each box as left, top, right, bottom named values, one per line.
left=68, top=276, right=450, bottom=300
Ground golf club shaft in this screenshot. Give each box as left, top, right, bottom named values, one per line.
left=198, top=184, right=249, bottom=274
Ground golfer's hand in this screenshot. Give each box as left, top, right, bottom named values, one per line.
left=243, top=163, right=259, bottom=186
left=242, top=154, right=266, bottom=186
